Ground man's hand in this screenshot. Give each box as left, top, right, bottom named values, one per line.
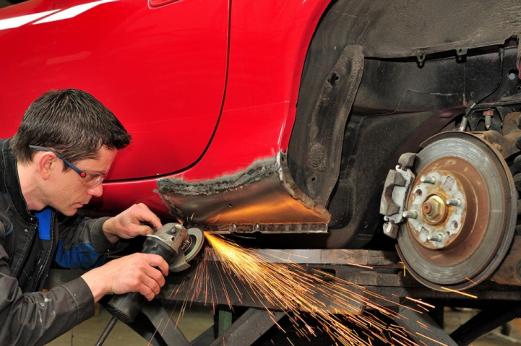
left=102, top=203, right=162, bottom=243
left=81, top=253, right=169, bottom=302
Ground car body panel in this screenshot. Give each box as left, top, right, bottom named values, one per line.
left=87, top=0, right=331, bottom=217
left=0, top=0, right=229, bottom=180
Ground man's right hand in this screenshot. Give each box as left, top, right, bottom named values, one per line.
left=81, top=253, right=169, bottom=302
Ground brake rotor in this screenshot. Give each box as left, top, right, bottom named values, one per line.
left=397, top=131, right=517, bottom=290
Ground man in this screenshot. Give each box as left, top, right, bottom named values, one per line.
left=0, top=89, right=169, bottom=345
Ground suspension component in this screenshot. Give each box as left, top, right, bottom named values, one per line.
left=381, top=131, right=517, bottom=291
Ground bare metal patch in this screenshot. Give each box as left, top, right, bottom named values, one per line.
left=157, top=153, right=330, bottom=233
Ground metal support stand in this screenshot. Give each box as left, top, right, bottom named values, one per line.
left=210, top=308, right=285, bottom=346
left=395, top=306, right=457, bottom=346
left=140, top=304, right=191, bottom=346
left=216, top=307, right=233, bottom=336
left=46, top=245, right=521, bottom=346
left=450, top=302, right=521, bottom=345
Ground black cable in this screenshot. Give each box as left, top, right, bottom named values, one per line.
left=95, top=316, right=118, bottom=346
left=459, top=47, right=505, bottom=130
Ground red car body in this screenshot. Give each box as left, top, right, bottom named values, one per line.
left=0, top=0, right=329, bottom=216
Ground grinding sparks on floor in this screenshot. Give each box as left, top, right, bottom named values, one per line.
left=170, top=233, right=436, bottom=345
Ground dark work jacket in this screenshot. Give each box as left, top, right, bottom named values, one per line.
left=0, top=139, right=113, bottom=345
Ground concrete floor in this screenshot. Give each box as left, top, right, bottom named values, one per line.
left=46, top=305, right=521, bottom=345
left=445, top=308, right=521, bottom=346
left=47, top=305, right=213, bottom=345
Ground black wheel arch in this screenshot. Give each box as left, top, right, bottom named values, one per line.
left=288, top=0, right=521, bottom=248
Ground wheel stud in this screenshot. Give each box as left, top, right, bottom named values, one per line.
left=420, top=176, right=436, bottom=184
left=428, top=233, right=443, bottom=242
left=446, top=199, right=461, bottom=207
left=402, top=210, right=418, bottom=219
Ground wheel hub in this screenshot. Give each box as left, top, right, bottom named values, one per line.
left=407, top=167, right=468, bottom=250
left=421, top=195, right=446, bottom=224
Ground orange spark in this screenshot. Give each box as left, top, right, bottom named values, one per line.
left=171, top=233, right=440, bottom=345
left=440, top=286, right=478, bottom=299
left=405, top=297, right=435, bottom=309
left=209, top=234, right=408, bottom=344
left=416, top=332, right=448, bottom=346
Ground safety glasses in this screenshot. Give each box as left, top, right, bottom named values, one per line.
left=29, top=145, right=105, bottom=187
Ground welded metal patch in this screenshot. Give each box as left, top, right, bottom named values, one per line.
left=157, top=152, right=330, bottom=233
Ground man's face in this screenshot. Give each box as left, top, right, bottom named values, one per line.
left=46, top=146, right=117, bottom=216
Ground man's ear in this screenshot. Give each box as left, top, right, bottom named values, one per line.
left=36, top=152, right=57, bottom=180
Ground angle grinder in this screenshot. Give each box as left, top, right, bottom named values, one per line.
left=96, top=223, right=204, bottom=345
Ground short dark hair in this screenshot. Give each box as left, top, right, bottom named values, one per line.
left=11, top=89, right=131, bottom=165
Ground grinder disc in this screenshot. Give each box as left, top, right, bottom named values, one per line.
left=183, top=228, right=205, bottom=262
left=169, top=227, right=205, bottom=272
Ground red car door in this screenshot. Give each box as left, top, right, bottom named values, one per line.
left=0, top=0, right=229, bottom=180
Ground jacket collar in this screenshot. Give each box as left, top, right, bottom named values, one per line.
left=0, top=139, right=35, bottom=223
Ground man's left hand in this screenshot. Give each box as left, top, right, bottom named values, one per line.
left=102, top=203, right=162, bottom=243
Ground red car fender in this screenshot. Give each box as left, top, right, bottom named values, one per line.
left=100, top=0, right=331, bottom=216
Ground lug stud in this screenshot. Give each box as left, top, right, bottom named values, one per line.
left=428, top=234, right=443, bottom=242
left=402, top=210, right=418, bottom=219
left=420, top=176, right=436, bottom=184
left=446, top=199, right=461, bottom=207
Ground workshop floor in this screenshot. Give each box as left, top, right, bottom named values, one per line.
left=47, top=305, right=213, bottom=345
left=444, top=308, right=521, bottom=346
left=47, top=306, right=521, bottom=345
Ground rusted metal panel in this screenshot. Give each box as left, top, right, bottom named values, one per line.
left=157, top=153, right=330, bottom=233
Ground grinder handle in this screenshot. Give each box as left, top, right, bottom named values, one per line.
left=105, top=292, right=144, bottom=324
left=104, top=237, right=180, bottom=324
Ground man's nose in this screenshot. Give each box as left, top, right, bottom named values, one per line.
left=87, top=184, right=103, bottom=197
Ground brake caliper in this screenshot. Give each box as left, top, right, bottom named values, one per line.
left=379, top=153, right=417, bottom=239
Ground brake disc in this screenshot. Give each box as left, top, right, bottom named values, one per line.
left=393, top=131, right=517, bottom=290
